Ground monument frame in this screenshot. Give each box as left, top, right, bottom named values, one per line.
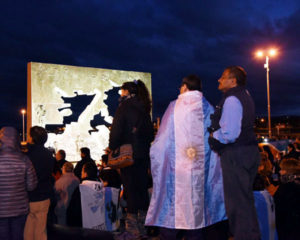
left=27, top=62, right=151, bottom=162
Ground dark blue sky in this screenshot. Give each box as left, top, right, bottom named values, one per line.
left=0, top=0, right=299, bottom=128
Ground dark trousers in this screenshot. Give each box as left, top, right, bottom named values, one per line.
left=220, top=145, right=261, bottom=240
left=121, top=161, right=149, bottom=214
left=0, top=214, right=27, bottom=240
left=160, top=227, right=204, bottom=240
left=202, top=220, right=229, bottom=240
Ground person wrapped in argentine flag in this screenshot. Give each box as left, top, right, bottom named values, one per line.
left=145, top=75, right=227, bottom=233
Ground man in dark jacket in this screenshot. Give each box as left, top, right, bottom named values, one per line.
left=73, top=147, right=96, bottom=180
left=0, top=127, right=37, bottom=240
left=24, top=126, right=55, bottom=240
left=55, top=149, right=68, bottom=169
left=209, top=66, right=261, bottom=240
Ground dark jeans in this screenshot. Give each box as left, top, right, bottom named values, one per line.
left=202, top=220, right=229, bottom=240
left=160, top=227, right=204, bottom=240
left=0, top=214, right=27, bottom=240
left=121, top=161, right=149, bottom=214
left=220, top=145, right=261, bottom=240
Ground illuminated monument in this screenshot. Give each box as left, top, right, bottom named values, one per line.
left=27, top=62, right=151, bottom=162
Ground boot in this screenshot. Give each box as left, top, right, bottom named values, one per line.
left=137, top=210, right=147, bottom=236
left=125, top=213, right=140, bottom=237
left=114, top=214, right=139, bottom=240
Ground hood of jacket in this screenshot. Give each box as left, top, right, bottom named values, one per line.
left=0, top=127, right=21, bottom=151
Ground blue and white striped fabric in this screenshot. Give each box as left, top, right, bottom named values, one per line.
left=80, top=180, right=105, bottom=230
left=80, top=181, right=120, bottom=231
left=104, top=187, right=120, bottom=231
left=145, top=91, right=226, bottom=229
left=254, top=190, right=278, bottom=240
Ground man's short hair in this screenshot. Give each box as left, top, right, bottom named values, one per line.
left=63, top=162, right=74, bottom=173
left=225, top=66, right=247, bottom=86
left=57, top=149, right=66, bottom=159
left=80, top=147, right=90, bottom=157
left=30, top=126, right=48, bottom=145
left=182, top=74, right=202, bottom=91
left=82, top=162, right=97, bottom=179
left=280, top=158, right=300, bottom=175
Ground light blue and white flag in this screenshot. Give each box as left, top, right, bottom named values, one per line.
left=254, top=190, right=278, bottom=240
left=80, top=180, right=106, bottom=230
left=104, top=187, right=120, bottom=231
left=80, top=181, right=120, bottom=231
left=145, top=91, right=226, bottom=229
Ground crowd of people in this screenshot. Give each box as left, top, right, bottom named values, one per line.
left=0, top=66, right=300, bottom=240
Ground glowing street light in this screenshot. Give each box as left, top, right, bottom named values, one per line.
left=256, top=51, right=263, bottom=57
left=256, top=48, right=277, bottom=138
left=21, top=109, right=26, bottom=142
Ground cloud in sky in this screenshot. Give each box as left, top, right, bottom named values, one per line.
left=0, top=0, right=299, bottom=127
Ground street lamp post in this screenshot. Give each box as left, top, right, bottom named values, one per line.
left=256, top=49, right=277, bottom=139
left=21, top=109, right=26, bottom=142
left=264, top=56, right=272, bottom=139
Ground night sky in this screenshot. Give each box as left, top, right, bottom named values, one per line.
left=1, top=0, right=299, bottom=128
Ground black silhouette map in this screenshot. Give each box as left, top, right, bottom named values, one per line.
left=46, top=87, right=120, bottom=134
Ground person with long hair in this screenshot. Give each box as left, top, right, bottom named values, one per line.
left=108, top=80, right=154, bottom=239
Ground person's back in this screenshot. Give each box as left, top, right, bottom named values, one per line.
left=274, top=158, right=300, bottom=239
left=99, top=167, right=122, bottom=188
left=24, top=126, right=55, bottom=240
left=55, top=162, right=80, bottom=225
left=146, top=75, right=226, bottom=240
left=108, top=80, right=154, bottom=238
left=27, top=143, right=55, bottom=201
left=73, top=147, right=96, bottom=180
left=109, top=95, right=154, bottom=163
left=0, top=127, right=37, bottom=239
left=274, top=179, right=300, bottom=239
left=253, top=174, right=278, bottom=240
left=67, top=162, right=102, bottom=228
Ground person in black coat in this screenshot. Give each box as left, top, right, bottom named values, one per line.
left=24, top=126, right=56, bottom=240
left=73, top=147, right=96, bottom=180
left=67, top=162, right=100, bottom=227
left=274, top=158, right=300, bottom=240
left=55, top=149, right=68, bottom=169
left=108, top=80, right=154, bottom=238
left=282, top=143, right=300, bottom=160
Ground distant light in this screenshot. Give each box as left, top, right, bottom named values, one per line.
left=269, top=49, right=277, bottom=56
left=263, top=138, right=268, bottom=143
left=256, top=51, right=264, bottom=57
left=21, top=109, right=26, bottom=114
left=260, top=118, right=265, bottom=122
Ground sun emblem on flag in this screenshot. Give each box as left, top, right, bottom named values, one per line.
left=186, top=147, right=197, bottom=160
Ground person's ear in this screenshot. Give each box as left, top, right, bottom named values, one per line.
left=180, top=83, right=188, bottom=93
left=231, top=77, right=238, bottom=87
